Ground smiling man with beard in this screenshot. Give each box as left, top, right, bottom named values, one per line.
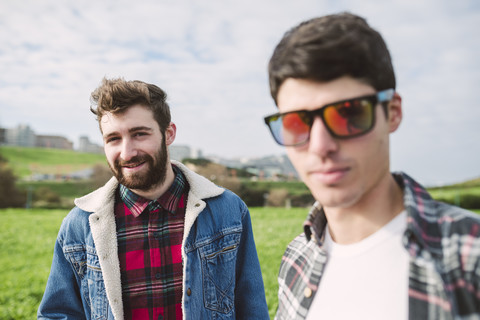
left=38, top=78, right=269, bottom=320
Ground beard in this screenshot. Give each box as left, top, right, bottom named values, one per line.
left=109, top=140, right=168, bottom=191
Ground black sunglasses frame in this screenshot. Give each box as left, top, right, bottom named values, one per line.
left=264, top=89, right=395, bottom=146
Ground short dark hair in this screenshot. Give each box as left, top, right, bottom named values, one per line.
left=268, top=12, right=396, bottom=105
left=90, top=77, right=171, bottom=133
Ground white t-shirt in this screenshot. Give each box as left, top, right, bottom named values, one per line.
left=306, top=211, right=409, bottom=320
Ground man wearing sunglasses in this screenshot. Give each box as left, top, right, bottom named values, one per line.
left=264, top=13, right=480, bottom=320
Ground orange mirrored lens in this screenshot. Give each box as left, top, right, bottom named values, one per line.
left=282, top=112, right=310, bottom=145
left=324, top=100, right=373, bottom=136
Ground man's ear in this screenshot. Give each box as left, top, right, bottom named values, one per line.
left=388, top=92, right=402, bottom=133
left=165, top=122, right=176, bottom=146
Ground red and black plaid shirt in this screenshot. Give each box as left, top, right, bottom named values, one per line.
left=115, top=165, right=189, bottom=320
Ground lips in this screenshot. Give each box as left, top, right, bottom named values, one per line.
left=117, top=155, right=148, bottom=170
left=122, top=161, right=145, bottom=169
left=121, top=162, right=147, bottom=174
left=308, top=166, right=350, bottom=185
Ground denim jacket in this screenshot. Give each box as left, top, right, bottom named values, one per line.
left=38, top=161, right=269, bottom=320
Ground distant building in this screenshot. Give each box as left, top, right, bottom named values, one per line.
left=169, top=144, right=199, bottom=161
left=190, top=148, right=203, bottom=159
left=5, top=124, right=36, bottom=147
left=0, top=128, right=5, bottom=144
left=78, top=136, right=103, bottom=153
left=211, top=154, right=298, bottom=180
left=0, top=123, right=297, bottom=180
left=36, top=135, right=73, bottom=150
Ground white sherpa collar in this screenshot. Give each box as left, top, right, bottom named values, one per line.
left=74, top=160, right=224, bottom=212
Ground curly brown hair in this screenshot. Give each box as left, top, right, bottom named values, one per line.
left=90, top=77, right=171, bottom=133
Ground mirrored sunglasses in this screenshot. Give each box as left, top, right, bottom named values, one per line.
left=264, top=89, right=394, bottom=146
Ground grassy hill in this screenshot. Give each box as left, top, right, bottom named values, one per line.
left=1, top=146, right=479, bottom=209
left=0, top=146, right=106, bottom=179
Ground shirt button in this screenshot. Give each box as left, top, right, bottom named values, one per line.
left=155, top=273, right=162, bottom=280
left=187, top=288, right=192, bottom=296
left=304, top=287, right=312, bottom=298
left=153, top=232, right=160, bottom=239
left=195, top=203, right=200, bottom=207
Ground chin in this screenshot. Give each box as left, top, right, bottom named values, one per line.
left=312, top=188, right=360, bottom=209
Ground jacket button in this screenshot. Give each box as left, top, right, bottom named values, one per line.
left=304, top=287, right=312, bottom=298
left=187, top=288, right=192, bottom=296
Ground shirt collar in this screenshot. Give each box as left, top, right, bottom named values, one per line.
left=303, top=201, right=328, bottom=244
left=304, top=172, right=438, bottom=252
left=119, top=164, right=188, bottom=218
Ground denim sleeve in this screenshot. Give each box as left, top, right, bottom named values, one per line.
left=234, top=205, right=270, bottom=319
left=37, top=224, right=87, bottom=319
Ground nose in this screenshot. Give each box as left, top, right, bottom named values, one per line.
left=120, top=139, right=138, bottom=162
left=307, top=116, right=339, bottom=157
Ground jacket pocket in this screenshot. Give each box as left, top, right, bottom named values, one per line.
left=199, top=232, right=241, bottom=314
left=64, top=245, right=108, bottom=320
left=64, top=245, right=87, bottom=277
left=86, top=247, right=108, bottom=320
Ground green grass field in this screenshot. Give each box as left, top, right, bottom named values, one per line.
left=428, top=186, right=480, bottom=200
left=0, top=209, right=68, bottom=319
left=250, top=207, right=309, bottom=317
left=2, top=207, right=480, bottom=319
left=0, top=207, right=308, bottom=319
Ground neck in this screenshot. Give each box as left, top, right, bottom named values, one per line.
left=131, top=165, right=176, bottom=200
left=324, top=173, right=404, bottom=245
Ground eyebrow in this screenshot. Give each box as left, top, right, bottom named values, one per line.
left=103, top=126, right=154, bottom=140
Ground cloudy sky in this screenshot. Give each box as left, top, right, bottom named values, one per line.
left=0, top=0, right=479, bottom=186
